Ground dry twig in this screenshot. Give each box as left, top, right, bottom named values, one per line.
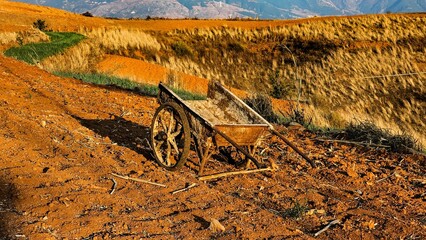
left=314, top=219, right=340, bottom=237
left=403, top=145, right=426, bottom=157
left=376, top=172, right=396, bottom=183
left=314, top=138, right=390, bottom=148
left=171, top=183, right=197, bottom=194
left=110, top=178, right=117, bottom=194
left=111, top=173, right=166, bottom=187
left=412, top=179, right=426, bottom=185
left=198, top=168, right=271, bottom=181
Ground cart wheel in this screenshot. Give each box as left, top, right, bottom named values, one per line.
left=151, top=102, right=191, bottom=171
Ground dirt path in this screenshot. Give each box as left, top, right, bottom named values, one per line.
left=0, top=55, right=425, bottom=239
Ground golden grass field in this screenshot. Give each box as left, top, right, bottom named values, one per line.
left=1, top=0, right=425, bottom=147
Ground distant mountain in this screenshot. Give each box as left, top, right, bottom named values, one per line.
left=12, top=0, right=426, bottom=19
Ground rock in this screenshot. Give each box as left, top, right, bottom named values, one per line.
left=361, top=219, right=376, bottom=230
left=269, top=159, right=279, bottom=170
left=287, top=122, right=306, bottom=132
left=346, top=164, right=359, bottom=178
left=306, top=209, right=326, bottom=216
left=366, top=172, right=376, bottom=180
left=209, top=218, right=225, bottom=233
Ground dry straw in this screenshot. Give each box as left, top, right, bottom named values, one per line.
left=33, top=15, right=425, bottom=147
left=160, top=15, right=425, bottom=146
left=0, top=29, right=49, bottom=50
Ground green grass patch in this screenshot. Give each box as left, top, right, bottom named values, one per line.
left=282, top=201, right=309, bottom=219
left=4, top=32, right=85, bottom=64
left=54, top=72, right=206, bottom=100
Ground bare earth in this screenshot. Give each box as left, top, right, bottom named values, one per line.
left=1, top=54, right=425, bottom=239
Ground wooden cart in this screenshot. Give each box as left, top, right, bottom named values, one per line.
left=150, top=81, right=315, bottom=177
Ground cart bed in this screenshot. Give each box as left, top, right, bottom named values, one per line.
left=158, top=81, right=271, bottom=146
left=186, top=99, right=269, bottom=145
left=186, top=99, right=252, bottom=125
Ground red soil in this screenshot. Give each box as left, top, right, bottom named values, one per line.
left=1, top=54, right=425, bottom=239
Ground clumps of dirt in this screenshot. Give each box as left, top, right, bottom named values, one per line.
left=340, top=121, right=422, bottom=153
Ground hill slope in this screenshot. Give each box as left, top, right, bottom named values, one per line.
left=0, top=3, right=425, bottom=237
left=1, top=53, right=425, bottom=238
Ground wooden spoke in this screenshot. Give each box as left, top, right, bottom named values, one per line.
left=154, top=140, right=165, bottom=153
left=167, top=110, right=174, bottom=135
left=159, top=113, right=168, bottom=133
left=170, top=124, right=182, bottom=138
left=165, top=141, right=172, bottom=166
left=169, top=137, right=180, bottom=153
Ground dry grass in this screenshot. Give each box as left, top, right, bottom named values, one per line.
left=39, top=27, right=161, bottom=73
left=80, top=27, right=161, bottom=52
left=39, top=40, right=103, bottom=72
left=297, top=46, right=425, bottom=147
left=340, top=121, right=421, bottom=152
left=0, top=29, right=49, bottom=51
left=1, top=2, right=423, bottom=148
left=154, top=15, right=425, bottom=85
left=147, top=14, right=425, bottom=146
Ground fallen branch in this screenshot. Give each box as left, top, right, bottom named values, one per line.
left=412, top=179, right=426, bottom=186
left=314, top=219, right=340, bottom=237
left=111, top=173, right=166, bottom=187
left=198, top=168, right=271, bottom=181
left=376, top=172, right=395, bottom=183
left=171, top=183, right=197, bottom=194
left=314, top=138, right=390, bottom=148
left=403, top=145, right=426, bottom=157
left=110, top=178, right=117, bottom=195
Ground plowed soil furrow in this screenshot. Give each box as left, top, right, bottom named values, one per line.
left=1, top=56, right=425, bottom=239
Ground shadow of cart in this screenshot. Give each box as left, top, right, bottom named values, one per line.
left=0, top=176, right=19, bottom=239
left=73, top=115, right=154, bottom=161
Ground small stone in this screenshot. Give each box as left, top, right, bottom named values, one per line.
left=306, top=209, right=326, bottom=216
left=209, top=218, right=225, bottom=233
left=41, top=120, right=46, bottom=127
left=346, top=164, right=359, bottom=178
left=269, top=159, right=279, bottom=170
left=362, top=219, right=376, bottom=230
left=366, top=172, right=376, bottom=180
left=287, top=122, right=306, bottom=131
